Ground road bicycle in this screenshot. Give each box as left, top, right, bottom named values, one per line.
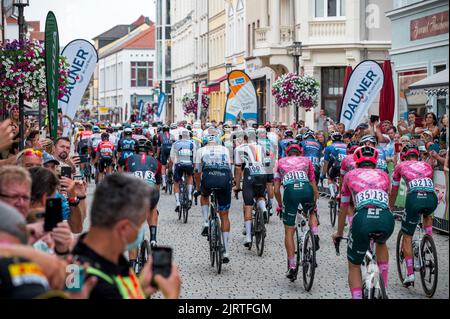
left=166, top=170, right=174, bottom=195
left=247, top=192, right=267, bottom=257
left=178, top=175, right=191, bottom=223
left=335, top=234, right=388, bottom=299
left=208, top=188, right=225, bottom=274
left=396, top=216, right=438, bottom=298
left=328, top=181, right=340, bottom=228
left=288, top=203, right=317, bottom=291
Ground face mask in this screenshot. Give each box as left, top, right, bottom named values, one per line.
left=125, top=223, right=146, bottom=251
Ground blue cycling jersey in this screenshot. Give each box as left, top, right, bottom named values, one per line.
left=324, top=142, right=347, bottom=163
left=301, top=139, right=323, bottom=167
left=119, top=138, right=137, bottom=159
left=278, top=138, right=296, bottom=158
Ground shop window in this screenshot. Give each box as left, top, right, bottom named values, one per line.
left=398, top=69, right=428, bottom=118
left=321, top=67, right=345, bottom=122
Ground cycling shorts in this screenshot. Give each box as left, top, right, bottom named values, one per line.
left=242, top=171, right=267, bottom=206
left=282, top=183, right=314, bottom=227
left=266, top=174, right=274, bottom=183
left=328, top=162, right=341, bottom=180
left=347, top=208, right=395, bottom=265
left=402, top=191, right=438, bottom=236
left=98, top=157, right=113, bottom=173
left=159, top=149, right=171, bottom=165
left=173, top=163, right=194, bottom=183
left=201, top=169, right=232, bottom=211
left=149, top=186, right=160, bottom=210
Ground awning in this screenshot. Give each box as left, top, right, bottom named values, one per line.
left=208, top=74, right=228, bottom=92
left=409, top=69, right=449, bottom=96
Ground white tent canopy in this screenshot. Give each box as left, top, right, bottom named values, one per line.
left=409, top=69, right=449, bottom=91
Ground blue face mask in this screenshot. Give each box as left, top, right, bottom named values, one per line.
left=125, top=223, right=146, bottom=251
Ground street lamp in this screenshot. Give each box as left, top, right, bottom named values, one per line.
left=225, top=63, right=233, bottom=74
left=13, top=0, right=30, bottom=151
left=288, top=41, right=302, bottom=122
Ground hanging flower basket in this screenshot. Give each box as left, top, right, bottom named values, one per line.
left=272, top=73, right=320, bottom=112
left=182, top=93, right=209, bottom=117
left=0, top=39, right=70, bottom=113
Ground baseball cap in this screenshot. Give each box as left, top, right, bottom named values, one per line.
left=42, top=152, right=59, bottom=166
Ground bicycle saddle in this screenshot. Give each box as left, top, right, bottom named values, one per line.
left=368, top=232, right=384, bottom=241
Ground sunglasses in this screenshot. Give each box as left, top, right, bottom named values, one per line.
left=23, top=149, right=43, bottom=157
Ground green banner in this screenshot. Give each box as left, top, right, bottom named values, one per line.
left=45, top=11, right=60, bottom=140
left=395, top=179, right=407, bottom=208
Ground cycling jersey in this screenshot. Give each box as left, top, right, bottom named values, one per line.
left=301, top=139, right=323, bottom=167
left=324, top=142, right=347, bottom=164
left=278, top=138, right=296, bottom=158
left=125, top=154, right=162, bottom=186
left=170, top=140, right=196, bottom=165
left=235, top=143, right=268, bottom=176
left=132, top=134, right=147, bottom=141
left=376, top=147, right=388, bottom=172
left=89, top=133, right=102, bottom=152
left=97, top=141, right=115, bottom=159
left=340, top=154, right=357, bottom=177
left=80, top=131, right=93, bottom=141
left=117, top=138, right=137, bottom=166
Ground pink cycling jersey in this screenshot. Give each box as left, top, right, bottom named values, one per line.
left=341, top=168, right=391, bottom=210
left=340, top=154, right=356, bottom=177
left=392, top=160, right=434, bottom=193
left=274, top=156, right=315, bottom=185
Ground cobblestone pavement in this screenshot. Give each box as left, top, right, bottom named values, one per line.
left=86, top=185, right=449, bottom=299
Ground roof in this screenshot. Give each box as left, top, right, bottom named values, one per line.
left=30, top=31, right=45, bottom=42
left=92, top=15, right=151, bottom=40
left=409, top=69, right=449, bottom=90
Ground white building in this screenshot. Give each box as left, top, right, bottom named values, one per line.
left=98, top=24, right=156, bottom=122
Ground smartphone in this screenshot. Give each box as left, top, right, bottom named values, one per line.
left=44, top=198, right=63, bottom=232
left=151, top=246, right=172, bottom=287
left=73, top=175, right=83, bottom=181
left=370, top=115, right=380, bottom=123
left=61, top=166, right=72, bottom=179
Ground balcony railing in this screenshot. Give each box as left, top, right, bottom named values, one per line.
left=255, top=26, right=293, bottom=49
left=280, top=26, right=293, bottom=44
left=309, top=20, right=346, bottom=39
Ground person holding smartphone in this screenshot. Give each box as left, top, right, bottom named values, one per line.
left=71, top=174, right=181, bottom=299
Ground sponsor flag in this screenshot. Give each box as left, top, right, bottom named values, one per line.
left=45, top=11, right=60, bottom=139
left=138, top=100, right=145, bottom=121
left=224, top=70, right=258, bottom=124
left=157, top=92, right=167, bottom=118
left=59, top=39, right=98, bottom=136
left=339, top=60, right=384, bottom=130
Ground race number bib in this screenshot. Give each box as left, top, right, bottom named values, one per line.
left=408, top=178, right=434, bottom=192
left=134, top=171, right=156, bottom=185
left=248, top=164, right=265, bottom=176
left=282, top=170, right=309, bottom=186
left=354, top=189, right=389, bottom=209
left=178, top=149, right=192, bottom=157
left=308, top=157, right=320, bottom=166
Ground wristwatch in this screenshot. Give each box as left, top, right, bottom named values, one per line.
left=77, top=195, right=87, bottom=200
left=68, top=197, right=80, bottom=207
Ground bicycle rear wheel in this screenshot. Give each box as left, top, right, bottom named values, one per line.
left=302, top=230, right=316, bottom=292
left=255, top=210, right=266, bottom=257
left=420, top=235, right=438, bottom=298
left=395, top=231, right=408, bottom=284
left=183, top=205, right=189, bottom=224
left=329, top=199, right=337, bottom=227
left=215, top=221, right=223, bottom=274
left=136, top=240, right=151, bottom=275
left=363, top=274, right=388, bottom=299
left=209, top=218, right=215, bottom=267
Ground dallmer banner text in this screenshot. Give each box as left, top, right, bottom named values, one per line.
left=59, top=39, right=98, bottom=136
left=224, top=70, right=258, bottom=124
left=339, top=60, right=384, bottom=130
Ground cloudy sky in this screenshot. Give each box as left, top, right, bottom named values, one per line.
left=26, top=0, right=156, bottom=46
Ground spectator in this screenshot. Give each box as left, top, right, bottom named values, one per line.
left=415, top=112, right=439, bottom=139
left=43, top=153, right=60, bottom=172
left=336, top=123, right=346, bottom=135
left=439, top=114, right=448, bottom=148
left=398, top=111, right=418, bottom=137
left=384, top=126, right=397, bottom=164
left=53, top=137, right=79, bottom=173
left=343, top=131, right=354, bottom=143
left=16, top=149, right=43, bottom=169
left=71, top=174, right=181, bottom=299
left=354, top=123, right=369, bottom=141
left=315, top=109, right=330, bottom=133
left=0, top=166, right=32, bottom=218
left=315, top=131, right=326, bottom=150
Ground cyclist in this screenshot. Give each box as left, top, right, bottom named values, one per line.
left=133, top=126, right=147, bottom=141
left=194, top=133, right=233, bottom=263
left=89, top=126, right=102, bottom=160
left=301, top=129, right=323, bottom=185
left=359, top=135, right=389, bottom=172
left=278, top=129, right=296, bottom=159
left=333, top=146, right=395, bottom=299
left=257, top=128, right=276, bottom=219
left=125, top=139, right=162, bottom=267
left=233, top=129, right=269, bottom=247
left=322, top=131, right=347, bottom=198
left=157, top=125, right=175, bottom=190
left=169, top=128, right=196, bottom=213
left=94, top=132, right=115, bottom=183
left=117, top=128, right=138, bottom=172
left=274, top=141, right=320, bottom=280
left=389, top=144, right=438, bottom=287
left=339, top=141, right=360, bottom=227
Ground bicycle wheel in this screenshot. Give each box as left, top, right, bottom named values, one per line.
left=292, top=227, right=301, bottom=282
left=363, top=272, right=388, bottom=299
left=183, top=204, right=189, bottom=224
left=420, top=235, right=438, bottom=298
left=248, top=216, right=254, bottom=251
left=255, top=210, right=266, bottom=257
left=136, top=240, right=151, bottom=275
left=329, top=199, right=337, bottom=227
left=302, top=230, right=316, bottom=292
left=265, top=201, right=271, bottom=224
left=209, top=218, right=215, bottom=267
left=215, top=221, right=223, bottom=274
left=168, top=180, right=173, bottom=195
left=395, top=231, right=408, bottom=284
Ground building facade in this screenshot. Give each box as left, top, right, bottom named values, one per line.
left=98, top=24, right=156, bottom=122
left=386, top=0, right=448, bottom=122
left=156, top=0, right=173, bottom=122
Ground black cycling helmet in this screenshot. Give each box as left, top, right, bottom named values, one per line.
left=136, top=139, right=152, bottom=152
left=303, top=129, right=315, bottom=140
left=101, top=132, right=109, bottom=141
left=331, top=131, right=343, bottom=142
left=284, top=129, right=294, bottom=138
left=106, top=127, right=114, bottom=134
left=347, top=141, right=360, bottom=155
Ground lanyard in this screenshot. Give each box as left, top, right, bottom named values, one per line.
left=117, top=270, right=145, bottom=299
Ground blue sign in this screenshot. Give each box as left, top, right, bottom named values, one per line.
left=157, top=93, right=167, bottom=117
left=138, top=100, right=145, bottom=121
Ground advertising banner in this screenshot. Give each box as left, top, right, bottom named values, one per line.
left=59, top=39, right=98, bottom=136
left=339, top=60, right=384, bottom=130
left=224, top=70, right=258, bottom=124
left=44, top=11, right=60, bottom=139
left=157, top=92, right=167, bottom=118
left=433, top=170, right=449, bottom=232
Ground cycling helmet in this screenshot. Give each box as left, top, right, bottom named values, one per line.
left=106, top=127, right=114, bottom=134
left=285, top=141, right=303, bottom=156
left=347, top=141, right=360, bottom=155
left=354, top=146, right=378, bottom=167
left=134, top=127, right=143, bottom=135
left=179, top=128, right=190, bottom=140
left=360, top=135, right=377, bottom=146
left=400, top=144, right=420, bottom=161
left=331, top=131, right=343, bottom=142
left=256, top=128, right=267, bottom=139
left=170, top=123, right=177, bottom=130
left=136, top=139, right=152, bottom=152
left=303, top=129, right=315, bottom=140
left=162, top=125, right=170, bottom=132
left=92, top=126, right=100, bottom=133
left=204, top=135, right=220, bottom=145
left=295, top=134, right=303, bottom=143
left=284, top=129, right=294, bottom=138
left=186, top=124, right=192, bottom=131
left=101, top=132, right=109, bottom=141
left=124, top=128, right=133, bottom=135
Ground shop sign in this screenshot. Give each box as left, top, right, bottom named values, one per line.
left=411, top=11, right=449, bottom=41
